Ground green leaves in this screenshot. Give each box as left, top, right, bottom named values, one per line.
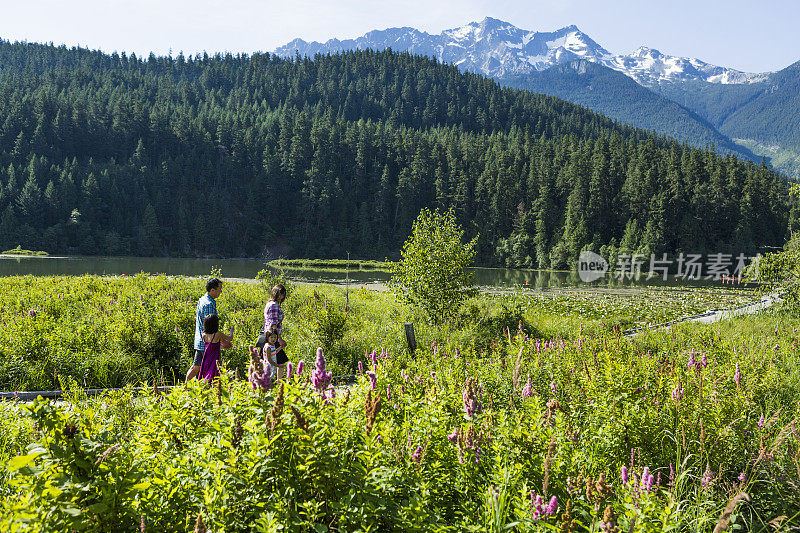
left=6, top=451, right=43, bottom=471
left=391, top=208, right=478, bottom=324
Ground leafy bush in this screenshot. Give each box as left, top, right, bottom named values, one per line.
left=390, top=208, right=478, bottom=324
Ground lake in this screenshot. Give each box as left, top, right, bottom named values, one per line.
left=0, top=255, right=737, bottom=289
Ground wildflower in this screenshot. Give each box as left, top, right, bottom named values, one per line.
left=312, top=348, right=332, bottom=393
left=546, top=495, right=558, bottom=515
left=28, top=309, right=36, bottom=317
left=550, top=381, right=556, bottom=393
left=643, top=468, right=655, bottom=492
left=758, top=413, right=765, bottom=427
left=366, top=371, right=377, bottom=390
left=291, top=405, right=309, bottom=433
left=386, top=386, right=391, bottom=400
left=411, top=445, right=422, bottom=462
left=621, top=466, right=629, bottom=484
left=248, top=347, right=272, bottom=391
left=364, top=390, right=382, bottom=434
left=462, top=378, right=482, bottom=417
left=296, top=360, right=304, bottom=376
left=687, top=350, right=696, bottom=370
left=530, top=491, right=558, bottom=520
left=522, top=377, right=532, bottom=398
left=640, top=467, right=649, bottom=489
left=738, top=471, right=746, bottom=483
left=734, top=362, right=741, bottom=387
left=669, top=463, right=675, bottom=487
left=701, top=464, right=713, bottom=489
left=447, top=428, right=458, bottom=442
left=599, top=505, right=619, bottom=533
left=358, top=361, right=363, bottom=374
left=530, top=492, right=544, bottom=520
left=286, top=362, right=293, bottom=380
left=671, top=385, right=684, bottom=402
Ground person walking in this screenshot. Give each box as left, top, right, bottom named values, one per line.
left=186, top=277, right=223, bottom=381
left=262, top=284, right=288, bottom=377
left=198, top=314, right=234, bottom=383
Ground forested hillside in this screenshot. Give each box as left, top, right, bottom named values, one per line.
left=656, top=61, right=800, bottom=177
left=0, top=41, right=795, bottom=266
left=501, top=60, right=752, bottom=159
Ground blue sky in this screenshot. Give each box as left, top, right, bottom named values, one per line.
left=1, top=0, right=797, bottom=72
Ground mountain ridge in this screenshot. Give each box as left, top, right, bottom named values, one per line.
left=275, top=17, right=770, bottom=86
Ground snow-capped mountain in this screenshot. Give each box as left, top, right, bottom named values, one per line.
left=274, top=17, right=768, bottom=86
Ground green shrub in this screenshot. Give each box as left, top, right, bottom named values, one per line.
left=390, top=208, right=478, bottom=324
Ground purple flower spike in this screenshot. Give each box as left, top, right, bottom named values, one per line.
left=546, top=495, right=558, bottom=515
left=522, top=377, right=532, bottom=398
left=297, top=360, right=304, bottom=376
left=286, top=362, right=293, bottom=380
left=621, top=466, right=629, bottom=484
left=366, top=371, right=377, bottom=390
left=738, top=472, right=746, bottom=482
left=411, top=446, right=422, bottom=462
left=358, top=361, right=364, bottom=374
left=671, top=385, right=684, bottom=402
left=312, top=348, right=332, bottom=393
left=701, top=465, right=713, bottom=489
left=734, top=362, right=741, bottom=386
left=447, top=428, right=458, bottom=442
left=758, top=413, right=765, bottom=427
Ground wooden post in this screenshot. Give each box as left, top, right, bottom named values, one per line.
left=404, top=323, right=417, bottom=356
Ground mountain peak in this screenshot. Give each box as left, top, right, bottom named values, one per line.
left=274, top=19, right=766, bottom=86
left=632, top=45, right=662, bottom=57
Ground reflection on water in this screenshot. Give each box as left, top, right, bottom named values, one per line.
left=0, top=256, right=730, bottom=289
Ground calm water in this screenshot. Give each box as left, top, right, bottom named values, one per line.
left=0, top=255, right=732, bottom=289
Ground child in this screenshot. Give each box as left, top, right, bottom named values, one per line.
left=264, top=325, right=288, bottom=379
left=198, top=314, right=234, bottom=383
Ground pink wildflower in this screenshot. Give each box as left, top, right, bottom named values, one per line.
left=701, top=465, right=713, bottom=489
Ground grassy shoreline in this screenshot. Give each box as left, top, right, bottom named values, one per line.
left=1, top=245, right=48, bottom=257
left=267, top=258, right=392, bottom=271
